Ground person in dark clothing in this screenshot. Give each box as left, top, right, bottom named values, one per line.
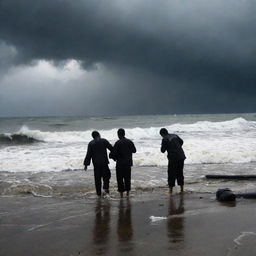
left=110, top=128, right=136, bottom=198
left=84, top=131, right=113, bottom=197
left=160, top=128, right=186, bottom=194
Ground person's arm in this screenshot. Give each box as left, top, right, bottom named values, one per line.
left=109, top=142, right=117, bottom=161
left=161, top=138, right=167, bottom=153
left=83, top=143, right=92, bottom=169
left=105, top=139, right=113, bottom=152
left=131, top=141, right=136, bottom=153
left=177, top=136, right=184, bottom=146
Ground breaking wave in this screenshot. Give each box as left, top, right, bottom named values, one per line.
left=0, top=118, right=256, bottom=173
left=6, top=118, right=256, bottom=144
left=0, top=134, right=42, bottom=145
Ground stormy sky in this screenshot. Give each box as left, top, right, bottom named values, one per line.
left=0, top=0, right=256, bottom=117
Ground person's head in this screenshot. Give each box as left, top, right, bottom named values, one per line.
left=159, top=128, right=168, bottom=137
left=92, top=131, right=100, bottom=139
left=117, top=128, right=125, bottom=139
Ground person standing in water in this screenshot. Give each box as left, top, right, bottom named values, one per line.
left=84, top=131, right=113, bottom=197
left=160, top=128, right=186, bottom=194
left=110, top=128, right=136, bottom=198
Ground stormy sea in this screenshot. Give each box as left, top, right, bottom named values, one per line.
left=1, top=113, right=256, bottom=198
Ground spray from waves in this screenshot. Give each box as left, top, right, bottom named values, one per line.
left=0, top=133, right=42, bottom=145
left=11, top=118, right=256, bottom=144
left=1, top=118, right=255, bottom=172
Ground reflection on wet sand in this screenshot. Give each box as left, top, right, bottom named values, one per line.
left=117, top=198, right=134, bottom=254
left=92, top=199, right=111, bottom=255
left=218, top=201, right=236, bottom=208
left=167, top=195, right=185, bottom=247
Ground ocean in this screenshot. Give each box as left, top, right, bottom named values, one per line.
left=1, top=113, right=256, bottom=198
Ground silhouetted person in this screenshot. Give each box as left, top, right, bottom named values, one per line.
left=160, top=128, right=186, bottom=194
left=84, top=131, right=113, bottom=197
left=110, top=128, right=136, bottom=198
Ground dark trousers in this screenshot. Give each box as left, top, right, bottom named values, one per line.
left=116, top=166, right=131, bottom=192
left=94, top=165, right=111, bottom=196
left=168, top=160, right=184, bottom=187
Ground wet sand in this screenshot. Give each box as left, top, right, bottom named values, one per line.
left=1, top=191, right=256, bottom=256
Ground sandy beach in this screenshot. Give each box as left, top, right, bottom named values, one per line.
left=1, top=191, right=256, bottom=256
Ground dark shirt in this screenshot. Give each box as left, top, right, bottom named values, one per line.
left=84, top=138, right=113, bottom=166
left=110, top=137, right=136, bottom=167
left=161, top=134, right=186, bottom=161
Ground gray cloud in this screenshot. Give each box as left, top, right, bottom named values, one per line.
left=0, top=0, right=256, bottom=116
left=0, top=40, right=18, bottom=73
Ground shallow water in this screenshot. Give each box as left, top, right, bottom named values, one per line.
left=1, top=163, right=256, bottom=198
left=1, top=113, right=256, bottom=197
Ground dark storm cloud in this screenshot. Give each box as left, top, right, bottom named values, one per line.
left=0, top=0, right=256, bottom=115
left=0, top=40, right=18, bottom=72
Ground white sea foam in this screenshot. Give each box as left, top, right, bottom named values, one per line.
left=15, top=117, right=256, bottom=143
left=149, top=216, right=167, bottom=222
left=234, top=232, right=256, bottom=246
left=0, top=118, right=256, bottom=173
